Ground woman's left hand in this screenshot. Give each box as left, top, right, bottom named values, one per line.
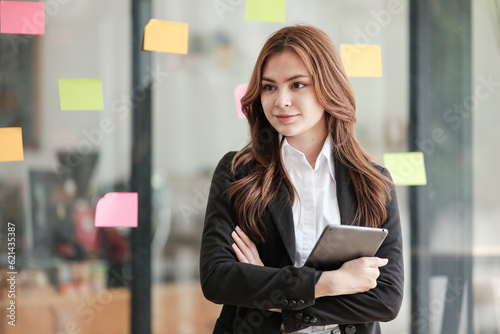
left=232, top=226, right=282, bottom=313
left=231, top=226, right=264, bottom=266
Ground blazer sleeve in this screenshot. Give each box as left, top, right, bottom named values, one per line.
left=200, top=152, right=318, bottom=312
left=281, top=168, right=405, bottom=333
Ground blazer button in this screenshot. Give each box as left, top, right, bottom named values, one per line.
left=346, top=325, right=357, bottom=334
left=302, top=316, right=310, bottom=323
left=295, top=313, right=303, bottom=320
left=288, top=300, right=297, bottom=307
left=281, top=299, right=289, bottom=307
left=310, top=317, right=317, bottom=324
left=297, top=299, right=305, bottom=307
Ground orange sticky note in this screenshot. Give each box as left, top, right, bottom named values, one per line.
left=95, top=193, right=138, bottom=228
left=340, top=44, right=382, bottom=77
left=0, top=1, right=45, bottom=35
left=234, top=83, right=248, bottom=119
left=0, top=127, right=24, bottom=162
left=143, top=19, right=189, bottom=54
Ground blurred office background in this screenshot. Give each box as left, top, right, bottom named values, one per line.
left=0, top=0, right=499, bottom=333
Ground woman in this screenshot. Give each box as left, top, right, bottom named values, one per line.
left=200, top=25, right=404, bottom=334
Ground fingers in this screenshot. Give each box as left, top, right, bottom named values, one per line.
left=235, top=226, right=253, bottom=248
left=231, top=230, right=248, bottom=255
left=336, top=257, right=389, bottom=293
left=232, top=242, right=249, bottom=263
left=358, top=257, right=389, bottom=268
left=372, top=257, right=389, bottom=267
left=231, top=230, right=249, bottom=258
left=231, top=226, right=264, bottom=266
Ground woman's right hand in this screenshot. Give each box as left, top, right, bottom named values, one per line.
left=315, top=257, right=388, bottom=298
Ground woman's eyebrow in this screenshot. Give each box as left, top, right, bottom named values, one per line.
left=261, top=74, right=310, bottom=83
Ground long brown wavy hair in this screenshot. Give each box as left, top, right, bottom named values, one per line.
left=226, top=25, right=393, bottom=244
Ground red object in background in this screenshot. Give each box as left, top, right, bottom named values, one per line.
left=56, top=243, right=77, bottom=257
left=99, top=228, right=130, bottom=263
left=73, top=199, right=99, bottom=253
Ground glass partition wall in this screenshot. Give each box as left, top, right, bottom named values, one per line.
left=0, top=1, right=132, bottom=333
left=471, top=1, right=500, bottom=333
left=0, top=1, right=499, bottom=333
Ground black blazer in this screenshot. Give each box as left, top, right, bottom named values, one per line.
left=200, top=151, right=404, bottom=334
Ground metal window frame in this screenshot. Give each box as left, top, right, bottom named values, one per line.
left=409, top=0, right=473, bottom=333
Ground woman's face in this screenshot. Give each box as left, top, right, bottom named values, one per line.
left=260, top=51, right=326, bottom=147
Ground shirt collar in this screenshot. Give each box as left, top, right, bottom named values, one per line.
left=317, top=134, right=335, bottom=181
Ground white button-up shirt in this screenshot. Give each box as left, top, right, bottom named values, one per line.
left=281, top=135, right=340, bottom=333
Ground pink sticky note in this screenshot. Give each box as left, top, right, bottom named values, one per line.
left=234, top=83, right=248, bottom=119
left=95, top=193, right=138, bottom=228
left=0, top=1, right=45, bottom=35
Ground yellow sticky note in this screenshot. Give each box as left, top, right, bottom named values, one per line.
left=0, top=127, right=24, bottom=162
left=340, top=44, right=382, bottom=77
left=143, top=19, right=189, bottom=54
left=383, top=152, right=427, bottom=186
left=245, top=0, right=286, bottom=23
left=59, top=79, right=104, bottom=111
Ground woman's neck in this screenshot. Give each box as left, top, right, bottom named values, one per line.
left=286, top=132, right=328, bottom=169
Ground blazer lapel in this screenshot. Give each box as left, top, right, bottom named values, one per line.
left=269, top=181, right=296, bottom=264
left=334, top=156, right=358, bottom=226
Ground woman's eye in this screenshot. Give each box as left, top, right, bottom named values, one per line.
left=262, top=85, right=274, bottom=91
left=292, top=82, right=305, bottom=89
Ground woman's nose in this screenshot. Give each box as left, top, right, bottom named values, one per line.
left=275, top=90, right=292, bottom=108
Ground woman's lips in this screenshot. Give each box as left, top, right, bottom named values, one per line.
left=276, top=115, right=298, bottom=123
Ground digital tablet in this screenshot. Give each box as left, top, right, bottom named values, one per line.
left=304, top=225, right=388, bottom=270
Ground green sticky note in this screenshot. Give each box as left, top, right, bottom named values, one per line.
left=383, top=152, right=427, bottom=186
left=245, top=0, right=286, bottom=23
left=59, top=79, right=104, bottom=111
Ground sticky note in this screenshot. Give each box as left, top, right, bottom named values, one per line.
left=0, top=127, right=24, bottom=162
left=95, top=193, right=138, bottom=228
left=245, top=0, right=286, bottom=23
left=58, top=79, right=104, bottom=111
left=234, top=83, right=248, bottom=119
left=0, top=1, right=45, bottom=35
left=143, top=19, right=189, bottom=54
left=340, top=44, right=382, bottom=77
left=383, top=152, right=427, bottom=186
